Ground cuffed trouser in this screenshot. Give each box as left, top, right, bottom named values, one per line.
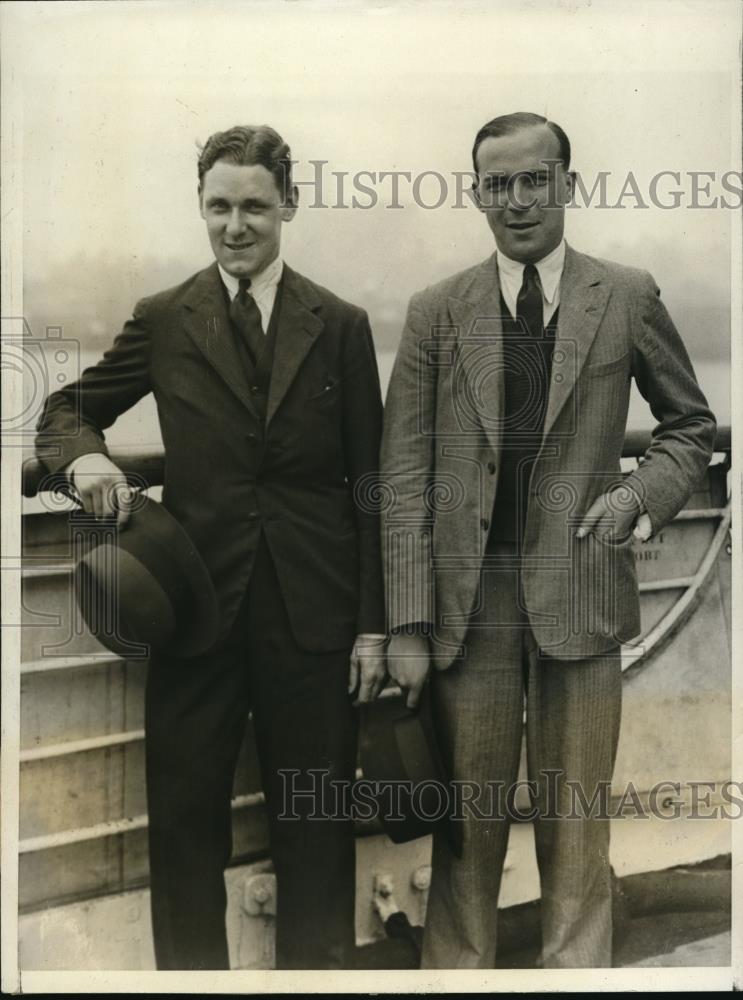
left=423, top=545, right=622, bottom=969
left=145, top=534, right=358, bottom=970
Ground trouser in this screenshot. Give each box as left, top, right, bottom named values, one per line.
left=144, top=534, right=358, bottom=970
left=423, top=544, right=622, bottom=969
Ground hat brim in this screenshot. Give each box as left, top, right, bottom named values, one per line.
left=134, top=498, right=219, bottom=657
left=73, top=495, right=219, bottom=659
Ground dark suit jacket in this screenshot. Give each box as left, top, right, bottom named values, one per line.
left=380, top=244, right=717, bottom=663
left=36, top=262, right=385, bottom=651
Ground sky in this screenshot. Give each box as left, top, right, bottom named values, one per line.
left=5, top=0, right=740, bottom=415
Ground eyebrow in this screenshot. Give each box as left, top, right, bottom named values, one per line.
left=483, top=168, right=553, bottom=187
left=204, top=196, right=272, bottom=209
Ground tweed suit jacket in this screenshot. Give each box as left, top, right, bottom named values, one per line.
left=36, top=262, right=385, bottom=652
left=380, top=244, right=716, bottom=665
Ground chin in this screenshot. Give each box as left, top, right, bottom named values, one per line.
left=511, top=241, right=549, bottom=263
left=227, top=257, right=254, bottom=273
left=504, top=246, right=535, bottom=263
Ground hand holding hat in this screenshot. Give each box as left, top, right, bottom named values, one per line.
left=387, top=631, right=431, bottom=709
left=68, top=452, right=136, bottom=527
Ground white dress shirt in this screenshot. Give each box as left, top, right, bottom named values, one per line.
left=496, top=239, right=566, bottom=325
left=218, top=255, right=283, bottom=334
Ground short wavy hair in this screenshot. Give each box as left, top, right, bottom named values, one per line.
left=472, top=112, right=571, bottom=177
left=197, top=125, right=295, bottom=204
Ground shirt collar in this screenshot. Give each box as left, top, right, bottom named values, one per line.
left=496, top=239, right=566, bottom=304
left=217, top=256, right=284, bottom=300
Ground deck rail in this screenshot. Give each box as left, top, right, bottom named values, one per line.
left=20, top=426, right=732, bottom=498
left=17, top=428, right=732, bottom=866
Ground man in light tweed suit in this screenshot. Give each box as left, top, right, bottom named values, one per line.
left=380, top=112, right=716, bottom=968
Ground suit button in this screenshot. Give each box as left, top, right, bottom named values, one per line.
left=246, top=432, right=258, bottom=442
left=247, top=511, right=260, bottom=521
left=487, top=462, right=496, bottom=475
left=480, top=518, right=490, bottom=531
left=251, top=385, right=260, bottom=393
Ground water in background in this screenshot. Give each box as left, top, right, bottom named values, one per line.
left=68, top=350, right=728, bottom=450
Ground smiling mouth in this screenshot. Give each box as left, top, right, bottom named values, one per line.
left=507, top=222, right=538, bottom=231
left=225, top=242, right=255, bottom=251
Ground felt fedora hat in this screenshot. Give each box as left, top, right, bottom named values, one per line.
left=73, top=495, right=219, bottom=659
left=359, top=684, right=463, bottom=858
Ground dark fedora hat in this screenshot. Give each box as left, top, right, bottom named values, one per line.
left=359, top=684, right=463, bottom=858
left=72, top=495, right=219, bottom=659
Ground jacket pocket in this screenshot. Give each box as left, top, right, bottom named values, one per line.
left=307, top=376, right=342, bottom=409
left=584, top=351, right=630, bottom=378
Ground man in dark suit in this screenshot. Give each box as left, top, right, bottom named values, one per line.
left=381, top=112, right=716, bottom=967
left=35, top=125, right=388, bottom=970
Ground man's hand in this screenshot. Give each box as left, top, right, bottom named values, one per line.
left=348, top=635, right=388, bottom=706
left=69, top=453, right=134, bottom=527
left=386, top=632, right=431, bottom=710
left=576, top=484, right=642, bottom=545
left=632, top=512, right=653, bottom=542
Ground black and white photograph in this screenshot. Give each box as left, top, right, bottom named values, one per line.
left=1, top=0, right=740, bottom=992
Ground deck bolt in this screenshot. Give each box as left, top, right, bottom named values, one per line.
left=411, top=865, right=431, bottom=891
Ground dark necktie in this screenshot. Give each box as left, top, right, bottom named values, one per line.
left=230, top=278, right=265, bottom=366
left=516, top=263, right=543, bottom=339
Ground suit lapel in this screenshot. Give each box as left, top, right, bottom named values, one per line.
left=447, top=254, right=505, bottom=456
left=265, top=265, right=324, bottom=427
left=542, top=244, right=611, bottom=437
left=445, top=246, right=612, bottom=453
left=182, top=263, right=261, bottom=419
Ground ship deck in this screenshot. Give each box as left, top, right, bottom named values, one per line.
left=15, top=427, right=732, bottom=971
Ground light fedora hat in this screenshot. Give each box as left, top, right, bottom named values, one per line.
left=73, top=495, right=219, bottom=658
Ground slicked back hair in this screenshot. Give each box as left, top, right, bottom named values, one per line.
left=197, top=125, right=295, bottom=204
left=472, top=112, right=571, bottom=177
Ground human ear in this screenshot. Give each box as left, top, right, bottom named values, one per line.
left=565, top=170, right=576, bottom=205
left=280, top=185, right=299, bottom=221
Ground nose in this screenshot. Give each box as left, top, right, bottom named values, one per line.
left=509, top=175, right=537, bottom=212
left=225, top=208, right=247, bottom=237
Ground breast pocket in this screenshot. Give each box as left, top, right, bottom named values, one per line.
left=307, top=375, right=342, bottom=411
left=584, top=351, right=630, bottom=378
